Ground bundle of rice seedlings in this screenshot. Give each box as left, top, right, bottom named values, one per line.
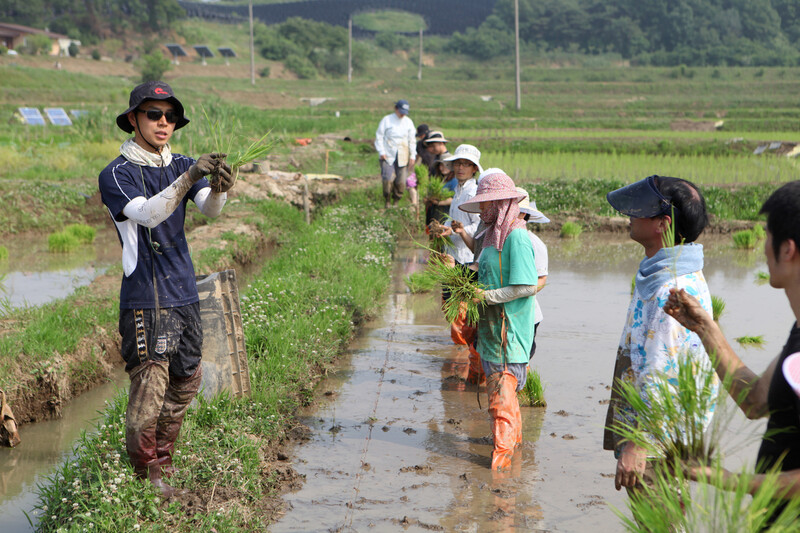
left=735, top=335, right=764, bottom=347
left=202, top=106, right=272, bottom=187
left=755, top=270, right=770, bottom=284
left=611, top=349, right=720, bottom=466
left=615, top=459, right=800, bottom=532
left=732, top=229, right=758, bottom=249
left=426, top=253, right=486, bottom=325
left=518, top=368, right=547, bottom=407
left=404, top=270, right=438, bottom=293
left=427, top=219, right=451, bottom=252
left=65, top=224, right=96, bottom=244
left=711, top=295, right=726, bottom=322
left=48, top=231, right=81, bottom=253
left=752, top=223, right=766, bottom=240
left=422, top=171, right=454, bottom=204
left=560, top=221, right=582, bottom=239
left=414, top=163, right=429, bottom=198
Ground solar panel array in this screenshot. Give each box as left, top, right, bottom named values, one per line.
left=166, top=44, right=187, bottom=57
left=44, top=108, right=73, bottom=126
left=218, top=47, right=237, bottom=58
left=19, top=107, right=45, bottom=126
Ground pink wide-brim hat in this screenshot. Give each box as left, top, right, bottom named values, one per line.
left=458, top=171, right=525, bottom=213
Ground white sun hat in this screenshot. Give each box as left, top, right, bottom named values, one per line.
left=443, top=144, right=483, bottom=175
left=516, top=187, right=551, bottom=224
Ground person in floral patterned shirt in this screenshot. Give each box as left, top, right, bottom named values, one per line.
left=602, top=175, right=718, bottom=512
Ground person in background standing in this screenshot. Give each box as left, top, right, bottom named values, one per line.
left=374, top=99, right=416, bottom=209
left=99, top=81, right=235, bottom=498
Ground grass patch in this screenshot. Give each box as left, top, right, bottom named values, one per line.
left=0, top=245, right=7, bottom=260
left=732, top=229, right=759, bottom=249
left=560, top=221, right=582, bottom=239
left=518, top=368, right=547, bottom=407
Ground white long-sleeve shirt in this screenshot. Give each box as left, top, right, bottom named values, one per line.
left=374, top=112, right=416, bottom=167
left=444, top=179, right=480, bottom=264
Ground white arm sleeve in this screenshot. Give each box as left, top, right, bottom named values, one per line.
left=484, top=284, right=537, bottom=305
left=194, top=187, right=226, bottom=218
left=122, top=171, right=195, bottom=228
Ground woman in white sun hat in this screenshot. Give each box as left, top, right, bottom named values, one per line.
left=435, top=144, right=483, bottom=346
left=516, top=187, right=550, bottom=360
left=457, top=170, right=537, bottom=472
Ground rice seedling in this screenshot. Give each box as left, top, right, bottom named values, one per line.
left=732, top=229, right=758, bottom=249
left=735, top=335, right=764, bottom=347
left=560, top=221, right=582, bottom=239
left=711, top=295, right=726, bottom=322
left=615, top=458, right=800, bottom=532
left=751, top=223, right=766, bottom=240
left=64, top=223, right=96, bottom=244
left=0, top=245, right=7, bottom=261
left=755, top=270, right=770, bottom=284
left=421, top=171, right=454, bottom=205
left=202, top=105, right=272, bottom=187
left=425, top=253, right=486, bottom=325
left=47, top=231, right=81, bottom=253
left=404, top=270, right=438, bottom=293
left=518, top=367, right=547, bottom=407
left=610, top=349, right=720, bottom=466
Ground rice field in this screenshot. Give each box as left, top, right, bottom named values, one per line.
left=484, top=150, right=798, bottom=186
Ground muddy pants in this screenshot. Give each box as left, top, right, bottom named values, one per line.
left=119, top=305, right=203, bottom=477
left=381, top=159, right=408, bottom=202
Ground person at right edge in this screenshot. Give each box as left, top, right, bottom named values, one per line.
left=99, top=81, right=235, bottom=498
left=602, top=175, right=718, bottom=523
left=664, top=181, right=800, bottom=524
left=458, top=172, right=535, bottom=471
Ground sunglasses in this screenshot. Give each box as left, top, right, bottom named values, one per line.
left=137, top=108, right=180, bottom=123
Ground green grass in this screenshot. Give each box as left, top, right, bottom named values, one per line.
left=65, top=224, right=97, bottom=244
left=560, top=221, right=583, bottom=238
left=352, top=10, right=427, bottom=32
left=0, top=245, right=7, bottom=260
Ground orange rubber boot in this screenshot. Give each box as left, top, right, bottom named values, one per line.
left=487, top=371, right=521, bottom=471
left=450, top=302, right=477, bottom=346
left=466, top=345, right=485, bottom=385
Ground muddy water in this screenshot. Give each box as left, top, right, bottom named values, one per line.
left=273, top=234, right=792, bottom=532
left=0, top=367, right=126, bottom=532
left=0, top=228, right=119, bottom=308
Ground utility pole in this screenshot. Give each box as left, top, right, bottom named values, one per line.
left=418, top=28, right=423, bottom=81
left=514, top=0, right=521, bottom=110
left=249, top=0, right=255, bottom=86
left=348, top=17, right=353, bottom=83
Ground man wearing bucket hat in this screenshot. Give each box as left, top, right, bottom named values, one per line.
left=458, top=171, right=537, bottom=471
left=435, top=144, right=483, bottom=346
left=374, top=99, right=416, bottom=209
left=602, top=175, right=717, bottom=519
left=664, top=181, right=800, bottom=517
left=99, top=80, right=235, bottom=498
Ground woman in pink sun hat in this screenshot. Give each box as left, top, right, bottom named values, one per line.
left=457, top=170, right=537, bottom=472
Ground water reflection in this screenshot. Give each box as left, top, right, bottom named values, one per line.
left=0, top=228, right=119, bottom=308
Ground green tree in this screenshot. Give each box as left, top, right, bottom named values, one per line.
left=137, top=51, right=171, bottom=82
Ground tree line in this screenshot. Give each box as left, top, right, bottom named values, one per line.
left=448, top=0, right=800, bottom=66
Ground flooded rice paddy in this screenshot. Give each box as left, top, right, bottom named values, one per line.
left=0, top=230, right=792, bottom=531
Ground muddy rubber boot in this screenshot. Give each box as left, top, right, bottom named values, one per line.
left=146, top=462, right=179, bottom=499
left=488, top=371, right=520, bottom=472
left=155, top=366, right=202, bottom=477
left=465, top=345, right=485, bottom=386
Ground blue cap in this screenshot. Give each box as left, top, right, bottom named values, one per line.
left=395, top=99, right=410, bottom=115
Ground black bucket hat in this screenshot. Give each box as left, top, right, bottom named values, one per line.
left=116, top=81, right=190, bottom=134
left=607, top=175, right=673, bottom=218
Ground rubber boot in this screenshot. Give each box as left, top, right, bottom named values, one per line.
left=135, top=461, right=178, bottom=499
left=450, top=302, right=477, bottom=346
left=465, top=345, right=486, bottom=386
left=155, top=366, right=203, bottom=478
left=487, top=371, right=521, bottom=472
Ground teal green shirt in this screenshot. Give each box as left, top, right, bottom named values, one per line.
left=476, top=228, right=537, bottom=365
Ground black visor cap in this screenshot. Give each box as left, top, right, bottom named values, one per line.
left=606, top=175, right=672, bottom=218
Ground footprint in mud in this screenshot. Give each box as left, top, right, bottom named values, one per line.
left=489, top=507, right=513, bottom=521
left=446, top=418, right=462, bottom=426
left=403, top=427, right=417, bottom=435
left=329, top=424, right=343, bottom=434
left=561, top=434, right=577, bottom=440
left=392, top=516, right=444, bottom=531
left=399, top=465, right=433, bottom=474
left=554, top=409, right=570, bottom=416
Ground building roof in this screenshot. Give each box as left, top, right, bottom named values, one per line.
left=0, top=22, right=67, bottom=40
